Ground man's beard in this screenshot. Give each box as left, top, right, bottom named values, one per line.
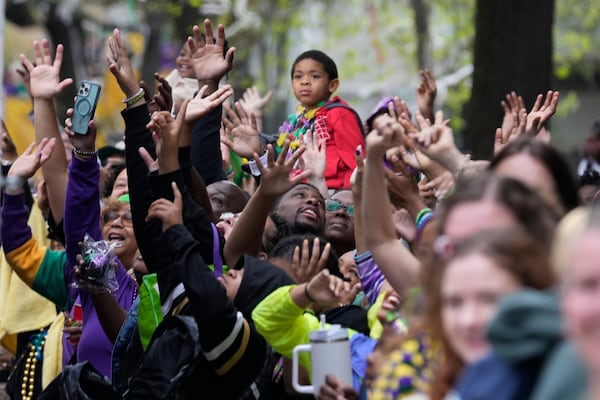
left=291, top=219, right=322, bottom=235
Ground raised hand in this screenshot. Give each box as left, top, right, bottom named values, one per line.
left=238, top=85, right=273, bottom=116
left=419, top=170, right=455, bottom=202
left=409, top=111, right=457, bottom=159
left=349, top=146, right=364, bottom=200
left=146, top=182, right=183, bottom=232
left=391, top=96, right=413, bottom=123
left=383, top=154, right=420, bottom=210
left=303, top=269, right=358, bottom=306
left=221, top=102, right=263, bottom=159
left=142, top=73, right=173, bottom=114
left=138, top=147, right=159, bottom=174
left=367, top=115, right=404, bottom=157
left=64, top=108, right=97, bottom=153
left=7, top=138, right=56, bottom=180
left=300, top=129, right=326, bottom=180
left=16, top=63, right=33, bottom=99
left=185, top=84, right=233, bottom=123
left=500, top=91, right=525, bottom=142
left=188, top=19, right=236, bottom=87
left=291, top=237, right=331, bottom=284
left=19, top=39, right=73, bottom=100
left=146, top=104, right=188, bottom=174
left=494, top=108, right=526, bottom=156
left=238, top=85, right=273, bottom=132
left=525, top=90, right=559, bottom=137
left=255, top=142, right=312, bottom=198
left=106, top=28, right=141, bottom=100
left=416, top=69, right=437, bottom=122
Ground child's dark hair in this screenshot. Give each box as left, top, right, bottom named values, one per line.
left=291, top=50, right=338, bottom=80
left=268, top=234, right=342, bottom=278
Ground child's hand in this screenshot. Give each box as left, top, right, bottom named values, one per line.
left=291, top=237, right=331, bottom=284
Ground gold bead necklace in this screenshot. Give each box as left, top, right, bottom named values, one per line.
left=20, top=328, right=47, bottom=400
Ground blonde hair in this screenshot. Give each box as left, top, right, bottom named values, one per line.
left=551, top=206, right=590, bottom=279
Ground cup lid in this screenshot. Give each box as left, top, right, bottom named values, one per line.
left=309, top=324, right=349, bottom=342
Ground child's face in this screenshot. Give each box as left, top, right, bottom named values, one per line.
left=176, top=43, right=194, bottom=79
left=291, top=58, right=339, bottom=108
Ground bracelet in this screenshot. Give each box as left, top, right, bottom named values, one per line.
left=4, top=175, right=24, bottom=192
left=304, top=283, right=317, bottom=303
left=415, top=207, right=432, bottom=225
left=122, top=88, right=145, bottom=106
left=224, top=165, right=234, bottom=176
left=72, top=148, right=98, bottom=157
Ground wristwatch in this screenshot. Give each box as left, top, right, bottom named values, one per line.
left=4, top=175, right=24, bottom=192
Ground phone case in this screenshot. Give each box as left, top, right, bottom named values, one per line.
left=72, top=81, right=102, bottom=135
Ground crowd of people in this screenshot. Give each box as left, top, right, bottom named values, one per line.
left=0, top=17, right=599, bottom=400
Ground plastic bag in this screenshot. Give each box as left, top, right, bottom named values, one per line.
left=76, top=233, right=119, bottom=293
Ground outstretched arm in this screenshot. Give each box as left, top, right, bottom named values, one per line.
left=363, top=121, right=419, bottom=298
left=223, top=142, right=311, bottom=266
left=20, top=39, right=73, bottom=224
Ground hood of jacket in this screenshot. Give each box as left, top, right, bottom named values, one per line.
left=487, top=288, right=562, bottom=363
left=234, top=255, right=295, bottom=319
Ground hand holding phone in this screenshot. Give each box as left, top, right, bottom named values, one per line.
left=72, top=81, right=101, bottom=135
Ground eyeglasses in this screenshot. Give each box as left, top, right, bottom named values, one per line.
left=325, top=199, right=355, bottom=217
left=102, top=210, right=133, bottom=225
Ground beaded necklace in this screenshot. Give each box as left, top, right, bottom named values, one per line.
left=20, top=328, right=47, bottom=400
left=276, top=101, right=326, bottom=152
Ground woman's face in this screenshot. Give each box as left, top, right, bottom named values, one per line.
left=494, top=153, right=563, bottom=215
left=441, top=253, right=520, bottom=364
left=562, top=229, right=600, bottom=374
left=101, top=202, right=138, bottom=269
left=324, top=190, right=355, bottom=250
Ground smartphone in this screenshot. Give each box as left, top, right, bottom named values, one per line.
left=72, top=80, right=102, bottom=135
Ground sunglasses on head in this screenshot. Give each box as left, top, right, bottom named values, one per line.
left=325, top=199, right=355, bottom=217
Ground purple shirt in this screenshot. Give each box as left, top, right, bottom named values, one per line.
left=63, top=155, right=137, bottom=378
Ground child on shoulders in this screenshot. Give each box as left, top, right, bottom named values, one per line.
left=277, top=50, right=365, bottom=190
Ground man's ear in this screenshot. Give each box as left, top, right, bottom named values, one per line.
left=328, top=78, right=340, bottom=94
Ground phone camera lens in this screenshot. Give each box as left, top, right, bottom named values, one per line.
left=84, top=87, right=89, bottom=93
left=79, top=89, right=84, bottom=94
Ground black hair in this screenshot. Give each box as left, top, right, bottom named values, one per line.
left=102, top=162, right=126, bottom=198
left=291, top=50, right=338, bottom=80
left=268, top=234, right=342, bottom=278
left=489, top=137, right=580, bottom=213
left=262, top=213, right=291, bottom=255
